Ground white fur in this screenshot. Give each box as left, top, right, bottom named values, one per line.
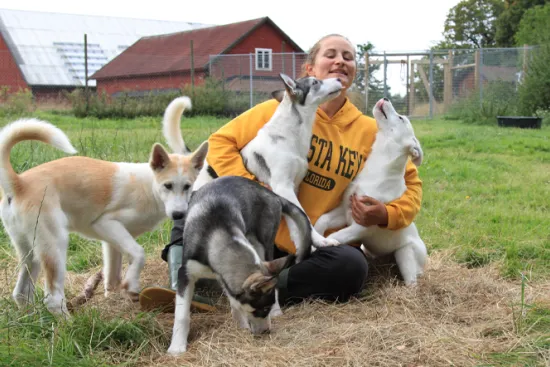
left=314, top=98, right=427, bottom=286
left=1, top=98, right=207, bottom=316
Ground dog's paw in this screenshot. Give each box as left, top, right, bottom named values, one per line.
left=167, top=343, right=187, bottom=356
left=313, top=237, right=341, bottom=248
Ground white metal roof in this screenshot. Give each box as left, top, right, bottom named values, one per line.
left=0, top=9, right=212, bottom=87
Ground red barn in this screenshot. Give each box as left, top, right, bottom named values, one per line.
left=90, top=17, right=305, bottom=96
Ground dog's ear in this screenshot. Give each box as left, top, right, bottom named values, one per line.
left=262, top=255, right=295, bottom=276
left=243, top=272, right=277, bottom=294
left=271, top=89, right=285, bottom=102
left=279, top=73, right=298, bottom=98
left=409, top=137, right=423, bottom=166
left=190, top=140, right=208, bottom=171
left=150, top=143, right=170, bottom=171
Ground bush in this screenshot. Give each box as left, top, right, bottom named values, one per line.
left=67, top=78, right=252, bottom=119
left=0, top=87, right=35, bottom=116
left=518, top=44, right=550, bottom=116
left=445, top=81, right=520, bottom=124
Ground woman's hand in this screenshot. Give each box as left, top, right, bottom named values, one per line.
left=350, top=194, right=388, bottom=227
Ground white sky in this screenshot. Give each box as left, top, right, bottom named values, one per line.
left=3, top=0, right=463, bottom=95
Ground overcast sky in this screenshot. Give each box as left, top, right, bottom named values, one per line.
left=3, top=0, right=463, bottom=95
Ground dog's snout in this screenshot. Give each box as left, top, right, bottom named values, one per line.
left=336, top=78, right=342, bottom=83
left=383, top=97, right=389, bottom=102
left=172, top=211, right=185, bottom=220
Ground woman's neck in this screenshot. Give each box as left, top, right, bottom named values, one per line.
left=319, top=92, right=347, bottom=118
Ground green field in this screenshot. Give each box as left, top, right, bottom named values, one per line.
left=0, top=111, right=549, bottom=366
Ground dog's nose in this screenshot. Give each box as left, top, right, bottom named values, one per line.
left=383, top=97, right=389, bottom=101
left=172, top=211, right=185, bottom=220
left=336, top=78, right=342, bottom=83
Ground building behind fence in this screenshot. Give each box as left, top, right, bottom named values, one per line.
left=0, top=44, right=536, bottom=119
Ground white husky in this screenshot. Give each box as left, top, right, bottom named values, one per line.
left=0, top=96, right=207, bottom=315
left=314, top=98, right=427, bottom=285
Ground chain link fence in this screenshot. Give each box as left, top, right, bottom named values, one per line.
left=0, top=45, right=537, bottom=118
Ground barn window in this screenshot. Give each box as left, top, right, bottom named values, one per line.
left=255, top=48, right=272, bottom=71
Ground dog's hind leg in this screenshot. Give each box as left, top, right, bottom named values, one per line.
left=394, top=244, right=421, bottom=286
left=92, top=219, right=145, bottom=301
left=167, top=262, right=195, bottom=355
left=102, top=241, right=122, bottom=297
left=35, top=227, right=70, bottom=316
left=12, top=237, right=41, bottom=309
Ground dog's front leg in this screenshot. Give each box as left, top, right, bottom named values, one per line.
left=102, top=241, right=122, bottom=297
left=326, top=222, right=367, bottom=246
left=273, top=184, right=340, bottom=251
left=92, top=219, right=145, bottom=301
left=167, top=279, right=196, bottom=355
left=314, top=204, right=348, bottom=237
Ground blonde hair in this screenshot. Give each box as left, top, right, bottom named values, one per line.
left=299, top=34, right=356, bottom=78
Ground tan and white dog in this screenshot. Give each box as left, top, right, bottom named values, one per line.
left=0, top=96, right=208, bottom=316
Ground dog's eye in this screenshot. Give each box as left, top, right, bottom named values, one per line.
left=398, top=116, right=404, bottom=123
left=312, top=80, right=318, bottom=85
left=164, top=183, right=173, bottom=190
left=183, top=184, right=191, bottom=191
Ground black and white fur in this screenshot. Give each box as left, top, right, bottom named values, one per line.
left=167, top=175, right=312, bottom=355
left=191, top=73, right=344, bottom=253
left=314, top=98, right=427, bottom=285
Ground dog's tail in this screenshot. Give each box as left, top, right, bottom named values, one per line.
left=162, top=96, right=192, bottom=154
left=0, top=118, right=77, bottom=195
left=279, top=198, right=312, bottom=263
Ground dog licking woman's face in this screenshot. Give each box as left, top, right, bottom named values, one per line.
left=304, top=35, right=357, bottom=90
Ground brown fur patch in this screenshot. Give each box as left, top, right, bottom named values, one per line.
left=41, top=253, right=58, bottom=292
left=17, top=156, right=117, bottom=211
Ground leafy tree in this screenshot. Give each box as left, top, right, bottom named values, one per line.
left=354, top=42, right=385, bottom=94
left=516, top=3, right=550, bottom=115
left=514, top=3, right=550, bottom=45
left=495, top=0, right=547, bottom=47
left=442, top=0, right=505, bottom=48
left=518, top=44, right=550, bottom=115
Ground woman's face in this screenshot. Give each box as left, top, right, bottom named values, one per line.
left=306, top=36, right=357, bottom=89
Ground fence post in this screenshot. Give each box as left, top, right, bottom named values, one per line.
left=190, top=40, right=195, bottom=94
left=429, top=49, right=434, bottom=119
left=364, top=50, right=369, bottom=114
left=84, top=33, right=89, bottom=114
left=409, top=61, right=415, bottom=116
left=249, top=53, right=253, bottom=108
left=292, top=53, right=296, bottom=79
left=282, top=42, right=285, bottom=74
left=406, top=55, right=410, bottom=115
left=478, top=48, right=483, bottom=108
left=383, top=51, right=388, bottom=98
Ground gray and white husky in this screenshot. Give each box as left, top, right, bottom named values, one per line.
left=167, top=175, right=313, bottom=355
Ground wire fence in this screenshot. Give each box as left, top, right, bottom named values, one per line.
left=0, top=45, right=536, bottom=118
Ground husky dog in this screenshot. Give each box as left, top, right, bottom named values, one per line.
left=314, top=98, right=427, bottom=285
left=0, top=97, right=207, bottom=316
left=167, top=175, right=313, bottom=355
left=182, top=73, right=344, bottom=253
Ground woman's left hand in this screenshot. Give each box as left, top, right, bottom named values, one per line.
left=350, top=194, right=389, bottom=227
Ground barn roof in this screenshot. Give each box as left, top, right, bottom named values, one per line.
left=0, top=8, right=211, bottom=87
left=90, top=17, right=304, bottom=80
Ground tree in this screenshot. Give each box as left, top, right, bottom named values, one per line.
left=353, top=42, right=384, bottom=94
left=495, top=0, right=547, bottom=47
left=514, top=3, right=550, bottom=45
left=442, top=0, right=505, bottom=48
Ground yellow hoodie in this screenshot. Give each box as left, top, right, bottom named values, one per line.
left=207, top=97, right=423, bottom=254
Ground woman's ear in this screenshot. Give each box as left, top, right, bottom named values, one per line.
left=305, top=63, right=315, bottom=77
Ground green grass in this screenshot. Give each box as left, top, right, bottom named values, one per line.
left=0, top=111, right=549, bottom=366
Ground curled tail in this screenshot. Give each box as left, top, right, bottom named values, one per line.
left=162, top=96, right=192, bottom=154
left=0, top=118, right=77, bottom=195
left=280, top=198, right=312, bottom=263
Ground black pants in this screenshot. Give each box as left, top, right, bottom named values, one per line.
left=274, top=244, right=369, bottom=305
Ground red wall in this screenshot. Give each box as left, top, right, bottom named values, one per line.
left=96, top=71, right=206, bottom=95
left=0, top=34, right=29, bottom=94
